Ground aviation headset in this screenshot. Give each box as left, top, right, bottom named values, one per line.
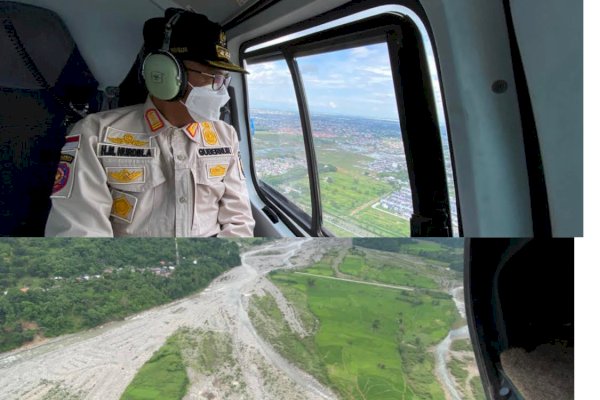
left=141, top=11, right=188, bottom=101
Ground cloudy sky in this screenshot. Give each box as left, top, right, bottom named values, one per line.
left=247, top=43, right=404, bottom=120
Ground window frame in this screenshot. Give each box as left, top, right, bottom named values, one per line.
left=241, top=0, right=461, bottom=237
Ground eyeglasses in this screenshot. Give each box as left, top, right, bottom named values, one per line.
left=186, top=68, right=231, bottom=91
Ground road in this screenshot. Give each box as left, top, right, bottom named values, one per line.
left=434, top=286, right=471, bottom=400
left=0, top=239, right=339, bottom=400
left=293, top=272, right=415, bottom=292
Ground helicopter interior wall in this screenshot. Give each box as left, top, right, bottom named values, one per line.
left=509, top=0, right=583, bottom=237
left=10, top=0, right=263, bottom=90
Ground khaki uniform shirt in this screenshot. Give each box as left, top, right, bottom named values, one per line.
left=45, top=97, right=255, bottom=237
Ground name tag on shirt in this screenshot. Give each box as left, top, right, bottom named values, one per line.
left=198, top=147, right=232, bottom=157
left=97, top=143, right=156, bottom=158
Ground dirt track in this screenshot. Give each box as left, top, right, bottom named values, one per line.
left=0, top=239, right=340, bottom=400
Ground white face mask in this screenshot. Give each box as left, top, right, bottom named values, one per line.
left=180, top=83, right=230, bottom=122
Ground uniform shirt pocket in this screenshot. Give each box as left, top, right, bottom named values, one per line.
left=194, top=156, right=231, bottom=187
left=101, top=158, right=166, bottom=192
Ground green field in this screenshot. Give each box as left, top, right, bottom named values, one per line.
left=338, top=254, right=438, bottom=289
left=122, top=328, right=243, bottom=400
left=254, top=132, right=413, bottom=237
left=352, top=206, right=411, bottom=237
left=121, top=336, right=189, bottom=400
left=302, top=261, right=336, bottom=277
left=259, top=266, right=461, bottom=400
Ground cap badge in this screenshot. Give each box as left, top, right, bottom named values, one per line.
left=216, top=45, right=230, bottom=61
left=219, top=31, right=227, bottom=47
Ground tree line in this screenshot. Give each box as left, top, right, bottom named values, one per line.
left=352, top=238, right=464, bottom=271
left=0, top=238, right=240, bottom=353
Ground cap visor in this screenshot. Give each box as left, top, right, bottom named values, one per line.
left=206, top=60, right=249, bottom=74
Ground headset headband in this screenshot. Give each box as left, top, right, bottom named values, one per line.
left=161, top=12, right=182, bottom=51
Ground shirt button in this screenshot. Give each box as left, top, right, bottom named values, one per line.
left=179, top=196, right=187, bottom=203
left=177, top=154, right=186, bottom=161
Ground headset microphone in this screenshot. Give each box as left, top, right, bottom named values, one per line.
left=142, top=11, right=188, bottom=101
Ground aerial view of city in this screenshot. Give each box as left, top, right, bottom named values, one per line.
left=250, top=109, right=458, bottom=237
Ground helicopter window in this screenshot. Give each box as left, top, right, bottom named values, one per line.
left=246, top=59, right=313, bottom=219
left=294, top=44, right=412, bottom=236
left=243, top=3, right=459, bottom=237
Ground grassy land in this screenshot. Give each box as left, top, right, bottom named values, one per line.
left=451, top=339, right=474, bottom=352
left=121, top=328, right=243, bottom=400
left=338, top=254, right=438, bottom=289
left=302, top=261, right=336, bottom=277
left=249, top=293, right=331, bottom=386
left=352, top=206, right=411, bottom=237
left=470, top=377, right=486, bottom=400
left=121, top=336, right=189, bottom=400
left=263, top=268, right=461, bottom=400
left=448, top=358, right=469, bottom=386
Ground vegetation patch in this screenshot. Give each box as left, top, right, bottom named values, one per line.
left=338, top=254, right=438, bottom=289
left=39, top=380, right=84, bottom=400
left=120, top=335, right=189, bottom=400
left=448, top=358, right=469, bottom=386
left=266, top=267, right=462, bottom=400
left=450, top=339, right=474, bottom=352
left=0, top=239, right=240, bottom=353
left=470, top=377, right=486, bottom=400
left=248, top=293, right=330, bottom=386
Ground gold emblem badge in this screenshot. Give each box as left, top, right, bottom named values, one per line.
left=209, top=164, right=227, bottom=178
left=201, top=122, right=219, bottom=146
left=219, top=31, right=227, bottom=47
left=113, top=197, right=133, bottom=219
left=108, top=169, right=144, bottom=183
left=108, top=134, right=149, bottom=147
left=110, top=190, right=138, bottom=223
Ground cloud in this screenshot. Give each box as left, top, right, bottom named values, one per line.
left=246, top=42, right=429, bottom=119
left=350, top=46, right=372, bottom=59
left=360, top=66, right=392, bottom=77
left=247, top=61, right=292, bottom=86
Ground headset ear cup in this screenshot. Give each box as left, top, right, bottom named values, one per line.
left=175, top=59, right=188, bottom=101
left=142, top=51, right=184, bottom=101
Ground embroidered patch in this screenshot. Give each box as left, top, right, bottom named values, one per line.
left=97, top=144, right=155, bottom=158
left=53, top=163, right=70, bottom=192
left=207, top=163, right=228, bottom=179
left=198, top=147, right=232, bottom=157
left=237, top=151, right=246, bottom=180
left=106, top=167, right=145, bottom=184
left=105, top=127, right=151, bottom=147
left=51, top=150, right=78, bottom=198
left=110, top=190, right=138, bottom=223
left=185, top=122, right=199, bottom=140
left=61, top=134, right=80, bottom=151
left=145, top=109, right=164, bottom=132
left=200, top=121, right=219, bottom=146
